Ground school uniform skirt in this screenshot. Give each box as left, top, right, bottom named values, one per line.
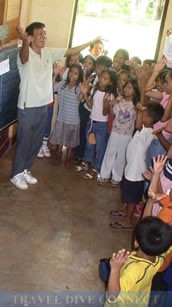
left=50, top=120, right=80, bottom=148
left=121, top=177, right=144, bottom=204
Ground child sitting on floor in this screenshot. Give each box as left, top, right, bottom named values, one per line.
left=105, top=216, right=172, bottom=307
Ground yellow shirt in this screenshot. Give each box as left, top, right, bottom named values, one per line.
left=105, top=248, right=172, bottom=307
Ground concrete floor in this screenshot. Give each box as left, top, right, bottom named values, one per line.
left=0, top=150, right=133, bottom=295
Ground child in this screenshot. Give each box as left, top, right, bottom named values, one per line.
left=112, top=49, right=130, bottom=74
left=75, top=68, right=117, bottom=179
left=145, top=58, right=171, bottom=168
left=97, top=77, right=139, bottom=187
left=89, top=39, right=104, bottom=58
left=143, top=155, right=172, bottom=223
left=74, top=55, right=97, bottom=162
left=49, top=63, right=83, bottom=168
left=74, top=56, right=113, bottom=163
left=105, top=216, right=172, bottom=307
left=110, top=102, right=164, bottom=229
left=62, top=52, right=83, bottom=80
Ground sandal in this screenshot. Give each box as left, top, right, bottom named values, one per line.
left=110, top=210, right=126, bottom=217
left=110, top=221, right=133, bottom=230
left=83, top=168, right=98, bottom=180
left=97, top=177, right=109, bottom=186
left=74, top=162, right=88, bottom=172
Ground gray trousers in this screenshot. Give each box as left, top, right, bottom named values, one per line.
left=11, top=106, right=48, bottom=178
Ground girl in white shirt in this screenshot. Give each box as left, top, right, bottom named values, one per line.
left=75, top=68, right=117, bottom=179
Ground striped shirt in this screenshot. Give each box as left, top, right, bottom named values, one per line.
left=54, top=81, right=80, bottom=125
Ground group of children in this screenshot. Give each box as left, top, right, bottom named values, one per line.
left=35, top=42, right=172, bottom=305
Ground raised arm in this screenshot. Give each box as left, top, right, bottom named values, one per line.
left=144, top=57, right=167, bottom=100
left=148, top=155, right=168, bottom=199
left=16, top=26, right=32, bottom=64
left=64, top=36, right=103, bottom=57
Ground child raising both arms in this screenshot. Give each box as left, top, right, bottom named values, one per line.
left=49, top=63, right=84, bottom=168
left=75, top=68, right=118, bottom=179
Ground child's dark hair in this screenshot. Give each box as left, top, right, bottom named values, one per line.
left=146, top=102, right=164, bottom=124
left=124, top=77, right=140, bottom=105
left=96, top=56, right=112, bottom=68
left=94, top=68, right=117, bottom=97
left=83, top=54, right=96, bottom=79
left=65, top=53, right=83, bottom=68
left=155, top=69, right=169, bottom=83
left=26, top=22, right=45, bottom=35
left=83, top=54, right=96, bottom=68
left=63, top=63, right=83, bottom=93
left=134, top=216, right=172, bottom=256
left=114, top=49, right=129, bottom=61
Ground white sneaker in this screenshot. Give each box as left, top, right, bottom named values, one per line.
left=24, top=170, right=38, bottom=184
left=37, top=147, right=44, bottom=158
left=43, top=146, right=51, bottom=157
left=10, top=173, right=28, bottom=190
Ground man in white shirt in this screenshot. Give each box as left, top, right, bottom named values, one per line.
left=10, top=21, right=101, bottom=189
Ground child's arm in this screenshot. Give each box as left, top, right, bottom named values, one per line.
left=155, top=131, right=171, bottom=151
left=148, top=155, right=168, bottom=199
left=79, top=82, right=93, bottom=108
left=52, top=62, right=62, bottom=86
left=103, top=96, right=117, bottom=116
left=142, top=198, right=155, bottom=218
left=135, top=103, right=147, bottom=130
left=106, top=249, right=130, bottom=302
left=144, top=57, right=167, bottom=100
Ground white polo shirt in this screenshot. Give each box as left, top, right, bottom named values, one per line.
left=17, top=47, right=66, bottom=109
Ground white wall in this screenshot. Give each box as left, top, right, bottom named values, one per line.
left=20, top=0, right=75, bottom=47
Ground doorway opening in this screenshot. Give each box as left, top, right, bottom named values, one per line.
left=71, top=0, right=168, bottom=61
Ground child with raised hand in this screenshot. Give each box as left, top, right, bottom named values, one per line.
left=110, top=102, right=164, bottom=229
left=144, top=57, right=172, bottom=168
left=75, top=68, right=117, bottom=179
left=105, top=217, right=172, bottom=307
left=73, top=54, right=97, bottom=162
left=143, top=155, right=172, bottom=224
left=49, top=63, right=84, bottom=168
left=97, top=77, right=139, bottom=187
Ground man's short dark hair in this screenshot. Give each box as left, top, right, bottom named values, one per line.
left=146, top=102, right=164, bottom=124
left=26, top=22, right=46, bottom=36
left=134, top=216, right=172, bottom=256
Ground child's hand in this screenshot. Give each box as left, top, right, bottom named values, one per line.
left=110, top=249, right=130, bottom=272
left=153, top=155, right=168, bottom=174
left=142, top=167, right=154, bottom=181
left=153, top=56, right=167, bottom=73
left=79, top=82, right=88, bottom=95
left=53, top=62, right=63, bottom=77
left=136, top=103, right=147, bottom=112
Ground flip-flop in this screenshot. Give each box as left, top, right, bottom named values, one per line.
left=110, top=221, right=133, bottom=230
left=110, top=210, right=126, bottom=217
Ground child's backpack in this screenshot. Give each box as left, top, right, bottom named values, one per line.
left=99, top=258, right=110, bottom=284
